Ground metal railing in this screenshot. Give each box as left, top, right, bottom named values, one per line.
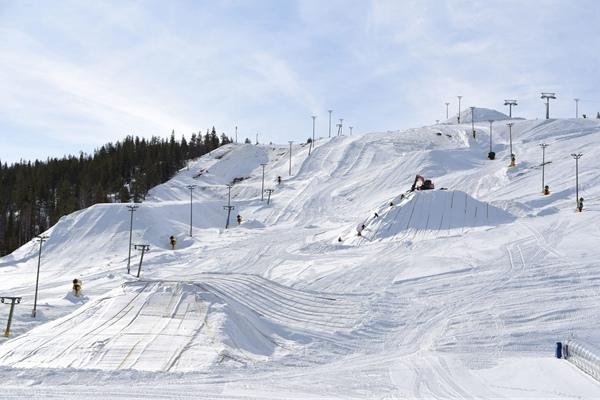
left=563, top=339, right=600, bottom=382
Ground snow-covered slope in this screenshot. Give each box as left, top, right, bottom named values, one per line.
left=445, top=106, right=511, bottom=123
left=1, top=115, right=600, bottom=398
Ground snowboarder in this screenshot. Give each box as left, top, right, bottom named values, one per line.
left=169, top=235, right=176, bottom=250
left=277, top=176, right=282, bottom=185
left=578, top=197, right=584, bottom=212
left=72, top=279, right=82, bottom=297
left=237, top=214, right=242, bottom=225
left=389, top=202, right=394, bottom=207
left=544, top=185, right=550, bottom=195
left=374, top=212, right=379, bottom=219
left=338, top=236, right=343, bottom=243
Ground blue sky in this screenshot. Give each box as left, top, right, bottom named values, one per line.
left=1, top=0, right=599, bottom=163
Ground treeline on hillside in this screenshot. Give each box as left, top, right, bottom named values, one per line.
left=0, top=128, right=232, bottom=256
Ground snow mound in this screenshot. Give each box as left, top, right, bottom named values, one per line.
left=359, top=190, right=515, bottom=242
left=0, top=275, right=368, bottom=372
left=446, top=107, right=510, bottom=124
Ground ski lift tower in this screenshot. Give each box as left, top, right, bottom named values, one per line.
left=541, top=92, right=557, bottom=119
left=504, top=99, right=517, bottom=118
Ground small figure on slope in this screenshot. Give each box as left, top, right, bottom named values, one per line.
left=578, top=197, right=584, bottom=212
left=277, top=176, right=282, bottom=185
left=169, top=235, right=177, bottom=250
left=237, top=214, right=242, bottom=225
left=72, top=279, right=82, bottom=298
left=356, top=224, right=365, bottom=237
left=544, top=185, right=550, bottom=196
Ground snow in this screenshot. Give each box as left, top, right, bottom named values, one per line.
left=445, top=106, right=512, bottom=124
left=1, top=113, right=600, bottom=398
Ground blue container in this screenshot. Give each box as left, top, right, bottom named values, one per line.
left=556, top=342, right=562, bottom=359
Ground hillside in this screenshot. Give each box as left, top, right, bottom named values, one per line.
left=0, top=116, right=600, bottom=398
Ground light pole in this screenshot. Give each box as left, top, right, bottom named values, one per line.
left=349, top=126, right=353, bottom=135
left=223, top=184, right=235, bottom=229
left=571, top=153, right=583, bottom=209
left=265, top=188, right=274, bottom=205
left=470, top=106, right=476, bottom=138
left=186, top=185, right=196, bottom=237
left=31, top=235, right=48, bottom=318
left=309, top=115, right=316, bottom=155
left=488, top=120, right=494, bottom=159
left=255, top=132, right=259, bottom=145
left=541, top=92, right=557, bottom=119
left=126, top=204, right=139, bottom=274
left=507, top=122, right=515, bottom=167
left=328, top=110, right=333, bottom=138
left=288, top=141, right=293, bottom=176
left=574, top=98, right=580, bottom=118
left=445, top=102, right=450, bottom=119
left=133, top=244, right=149, bottom=278
left=540, top=144, right=550, bottom=194
left=457, top=96, right=463, bottom=123
left=2, top=296, right=21, bottom=337
left=504, top=100, right=517, bottom=118
left=260, top=163, right=267, bottom=201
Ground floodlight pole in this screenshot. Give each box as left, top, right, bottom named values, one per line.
left=309, top=115, right=316, bottom=155
left=349, top=126, right=353, bottom=135
left=265, top=188, right=274, bottom=205
left=488, top=120, right=494, bottom=154
left=235, top=126, right=238, bottom=143
left=457, top=96, right=463, bottom=123
left=504, top=100, right=518, bottom=118
left=223, top=184, right=235, bottom=229
left=31, top=235, right=48, bottom=318
left=186, top=185, right=197, bottom=237
left=256, top=132, right=259, bottom=145
left=126, top=204, right=139, bottom=274
left=445, top=102, right=450, bottom=119
left=133, top=244, right=150, bottom=278
left=470, top=106, right=476, bottom=138
left=540, top=144, right=549, bottom=193
left=288, top=141, right=293, bottom=175
left=507, top=122, right=514, bottom=165
left=541, top=92, right=557, bottom=119
left=260, top=163, right=266, bottom=201
left=328, top=110, right=333, bottom=138
left=2, top=296, right=22, bottom=337
left=571, top=153, right=583, bottom=209
left=574, top=98, right=580, bottom=118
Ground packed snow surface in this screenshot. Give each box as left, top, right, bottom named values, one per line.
left=1, top=115, right=600, bottom=398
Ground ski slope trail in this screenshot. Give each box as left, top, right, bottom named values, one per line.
left=1, top=116, right=600, bottom=398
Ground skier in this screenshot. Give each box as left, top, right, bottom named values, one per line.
left=374, top=212, right=379, bottom=219
left=169, top=235, right=176, bottom=250
left=578, top=197, right=584, bottom=212
left=237, top=214, right=242, bottom=225
left=510, top=153, right=516, bottom=167
left=277, top=176, right=282, bottom=185
left=72, top=279, right=82, bottom=297
left=338, top=236, right=343, bottom=243
left=544, top=185, right=550, bottom=195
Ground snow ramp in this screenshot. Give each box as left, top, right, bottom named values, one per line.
left=0, top=275, right=368, bottom=372
left=363, top=190, right=515, bottom=242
